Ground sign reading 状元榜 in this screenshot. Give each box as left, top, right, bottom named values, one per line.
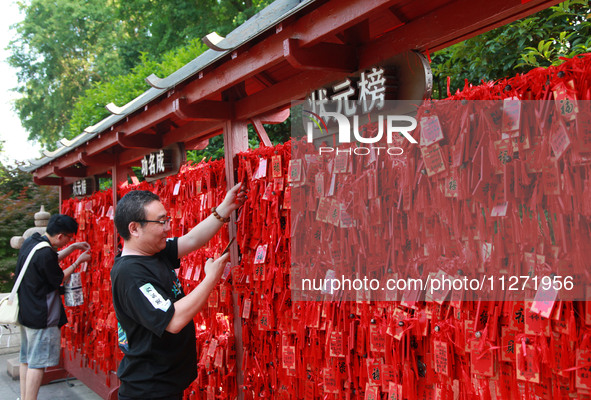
left=306, top=66, right=391, bottom=117
left=300, top=52, right=432, bottom=151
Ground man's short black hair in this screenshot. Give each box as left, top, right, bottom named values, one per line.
left=114, top=190, right=160, bottom=241
left=46, top=214, right=78, bottom=236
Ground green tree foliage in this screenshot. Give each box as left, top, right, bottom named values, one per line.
left=431, top=0, right=591, bottom=98
left=0, top=161, right=59, bottom=257
left=8, top=0, right=127, bottom=148
left=0, top=158, right=59, bottom=290
left=68, top=40, right=208, bottom=137
left=9, top=0, right=273, bottom=150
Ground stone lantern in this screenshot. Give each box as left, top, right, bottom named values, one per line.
left=10, top=205, right=51, bottom=250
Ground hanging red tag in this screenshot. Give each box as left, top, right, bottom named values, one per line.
left=364, top=383, right=380, bottom=400
left=340, top=204, right=354, bottom=228
left=500, top=328, right=517, bottom=363
left=508, top=302, right=525, bottom=331
left=323, top=367, right=339, bottom=394
left=242, top=298, right=252, bottom=319
left=553, top=80, right=578, bottom=121
left=273, top=177, right=284, bottom=192
left=524, top=301, right=550, bottom=336
left=316, top=197, right=331, bottom=223
left=490, top=201, right=509, bottom=217
left=327, top=199, right=341, bottom=227
left=314, top=173, right=325, bottom=197
left=575, top=348, right=591, bottom=390
left=334, top=152, right=348, bottom=173
left=530, top=283, right=558, bottom=319
left=253, top=264, right=264, bottom=282
left=288, top=159, right=302, bottom=183
left=367, top=359, right=382, bottom=386
left=283, top=186, right=291, bottom=209
left=420, top=115, right=445, bottom=146
left=207, top=338, right=218, bottom=358
left=388, top=382, right=403, bottom=400
left=550, top=119, right=571, bottom=159
left=282, top=345, right=296, bottom=370
left=330, top=332, right=344, bottom=357
left=433, top=340, right=450, bottom=376
left=369, top=324, right=385, bottom=353
left=261, top=183, right=273, bottom=200
left=501, top=97, right=521, bottom=135
left=258, top=309, right=272, bottom=331
left=272, top=155, right=282, bottom=178
left=542, top=160, right=561, bottom=196
left=208, top=289, right=218, bottom=308
left=515, top=338, right=539, bottom=383
left=173, top=181, right=181, bottom=196
left=254, top=158, right=268, bottom=179
left=214, top=347, right=224, bottom=368
left=420, top=143, right=447, bottom=177
left=381, top=364, right=395, bottom=392
left=254, top=244, right=268, bottom=264
left=575, top=108, right=591, bottom=154
left=471, top=344, right=495, bottom=377
left=493, top=139, right=513, bottom=175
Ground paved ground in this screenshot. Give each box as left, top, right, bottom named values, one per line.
left=0, top=323, right=102, bottom=400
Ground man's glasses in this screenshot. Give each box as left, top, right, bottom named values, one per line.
left=136, top=216, right=172, bottom=226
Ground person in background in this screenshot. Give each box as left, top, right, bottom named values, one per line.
left=16, top=214, right=91, bottom=400
left=111, top=183, right=245, bottom=400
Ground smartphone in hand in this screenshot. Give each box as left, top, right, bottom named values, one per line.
left=221, top=237, right=236, bottom=255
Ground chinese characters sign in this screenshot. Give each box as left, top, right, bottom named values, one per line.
left=72, top=178, right=95, bottom=197
left=141, top=149, right=168, bottom=177
left=306, top=67, right=391, bottom=117
left=139, top=145, right=185, bottom=182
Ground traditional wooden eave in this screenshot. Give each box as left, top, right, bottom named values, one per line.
left=24, top=0, right=560, bottom=186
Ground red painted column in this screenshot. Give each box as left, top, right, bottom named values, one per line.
left=223, top=119, right=248, bottom=400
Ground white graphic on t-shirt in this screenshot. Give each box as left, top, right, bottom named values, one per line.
left=139, top=283, right=171, bottom=312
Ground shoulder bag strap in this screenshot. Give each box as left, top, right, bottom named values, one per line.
left=8, top=241, right=52, bottom=302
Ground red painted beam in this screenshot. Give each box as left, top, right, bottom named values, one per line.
left=283, top=39, right=358, bottom=72
left=34, top=176, right=62, bottom=186
left=112, top=94, right=181, bottom=138
left=235, top=70, right=343, bottom=120
left=52, top=165, right=87, bottom=178
left=185, top=137, right=209, bottom=150
left=183, top=0, right=398, bottom=104
left=31, top=0, right=560, bottom=183
left=293, top=0, right=402, bottom=47
left=116, top=131, right=162, bottom=149
left=172, top=98, right=234, bottom=120
left=258, top=108, right=290, bottom=124
left=78, top=151, right=116, bottom=167
left=250, top=118, right=272, bottom=147
left=162, top=120, right=223, bottom=147
left=358, top=0, right=563, bottom=67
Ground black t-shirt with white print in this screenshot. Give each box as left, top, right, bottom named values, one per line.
left=111, top=238, right=196, bottom=398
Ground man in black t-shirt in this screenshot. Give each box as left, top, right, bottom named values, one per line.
left=17, top=214, right=91, bottom=400
left=111, top=184, right=245, bottom=400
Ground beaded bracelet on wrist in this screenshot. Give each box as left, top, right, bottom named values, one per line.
left=211, top=207, right=230, bottom=223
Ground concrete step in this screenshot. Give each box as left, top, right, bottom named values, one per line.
left=6, top=356, right=19, bottom=380
left=0, top=323, right=21, bottom=355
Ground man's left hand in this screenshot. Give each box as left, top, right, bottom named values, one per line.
left=216, top=182, right=247, bottom=219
